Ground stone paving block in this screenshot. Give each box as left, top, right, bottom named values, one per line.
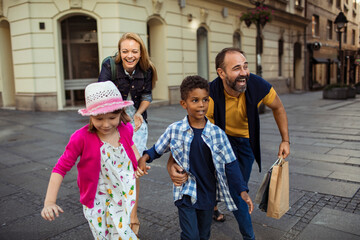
left=340, top=142, right=360, bottom=150
left=0, top=211, right=87, bottom=240
left=0, top=194, right=39, bottom=224
left=290, top=165, right=332, bottom=178
left=5, top=142, right=61, bottom=161
left=0, top=182, right=17, bottom=197
left=291, top=151, right=349, bottom=164
left=49, top=223, right=92, bottom=239
left=296, top=223, right=360, bottom=240
left=251, top=209, right=300, bottom=232
left=138, top=177, right=176, bottom=216
left=328, top=148, right=360, bottom=158
left=251, top=222, right=286, bottom=240
left=346, top=157, right=360, bottom=165
left=313, top=141, right=344, bottom=148
left=305, top=161, right=360, bottom=175
left=290, top=174, right=359, bottom=198
left=0, top=162, right=46, bottom=182
left=329, top=171, right=360, bottom=183
left=310, top=207, right=360, bottom=235
left=0, top=149, right=30, bottom=167
left=289, top=144, right=332, bottom=155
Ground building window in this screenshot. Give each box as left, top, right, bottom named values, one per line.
left=295, top=0, right=302, bottom=6
left=278, top=39, right=284, bottom=76
left=312, top=15, right=320, bottom=37
left=327, top=20, right=333, bottom=39
left=352, top=29, right=356, bottom=45
left=328, top=0, right=333, bottom=4
left=233, top=32, right=241, bottom=49
left=354, top=0, right=357, bottom=9
left=197, top=27, right=209, bottom=80
left=336, top=0, right=341, bottom=8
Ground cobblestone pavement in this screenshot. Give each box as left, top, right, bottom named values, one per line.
left=0, top=91, right=359, bottom=240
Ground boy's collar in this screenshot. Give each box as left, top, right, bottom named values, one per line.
left=181, top=116, right=210, bottom=132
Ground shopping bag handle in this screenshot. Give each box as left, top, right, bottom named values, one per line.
left=272, top=157, right=285, bottom=168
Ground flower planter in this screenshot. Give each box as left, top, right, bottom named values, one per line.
left=323, top=87, right=348, bottom=99
left=347, top=87, right=356, bottom=98
left=245, top=19, right=252, bottom=28
left=356, top=85, right=360, bottom=94
left=259, top=17, right=267, bottom=27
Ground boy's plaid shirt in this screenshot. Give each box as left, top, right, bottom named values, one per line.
left=148, top=116, right=238, bottom=211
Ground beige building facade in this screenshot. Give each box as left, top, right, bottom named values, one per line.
left=0, top=0, right=308, bottom=111
left=306, top=0, right=360, bottom=90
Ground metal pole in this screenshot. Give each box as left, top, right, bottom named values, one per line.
left=339, top=31, right=342, bottom=84
left=256, top=20, right=262, bottom=77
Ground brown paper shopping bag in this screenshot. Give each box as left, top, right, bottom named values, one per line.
left=266, top=157, right=289, bottom=219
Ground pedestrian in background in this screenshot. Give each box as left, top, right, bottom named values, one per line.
left=98, top=32, right=158, bottom=235
left=168, top=48, right=290, bottom=240
left=136, top=75, right=254, bottom=240
left=41, top=81, right=143, bottom=239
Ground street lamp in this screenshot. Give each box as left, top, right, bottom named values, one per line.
left=245, top=0, right=266, bottom=113
left=247, top=0, right=266, bottom=77
left=334, top=11, right=348, bottom=84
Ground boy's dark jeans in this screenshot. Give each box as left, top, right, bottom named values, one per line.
left=177, top=205, right=213, bottom=240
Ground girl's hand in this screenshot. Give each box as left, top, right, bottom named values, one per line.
left=41, top=203, right=64, bottom=221
left=135, top=165, right=151, bottom=178
left=133, top=113, right=144, bottom=132
left=135, top=154, right=151, bottom=178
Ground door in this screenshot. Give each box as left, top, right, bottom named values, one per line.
left=61, top=15, right=99, bottom=106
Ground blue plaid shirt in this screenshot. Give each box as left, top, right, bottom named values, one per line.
left=146, top=116, right=244, bottom=211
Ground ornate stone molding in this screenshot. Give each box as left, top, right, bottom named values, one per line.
left=200, top=8, right=208, bottom=23
left=70, top=0, right=82, bottom=9
left=152, top=0, right=163, bottom=15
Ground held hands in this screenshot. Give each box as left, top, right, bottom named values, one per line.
left=41, top=202, right=64, bottom=221
left=135, top=154, right=151, bottom=178
left=240, top=191, right=254, bottom=214
left=278, top=141, right=290, bottom=159
left=133, top=113, right=144, bottom=132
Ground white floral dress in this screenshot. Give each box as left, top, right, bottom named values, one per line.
left=83, top=141, right=138, bottom=240
left=126, top=102, right=148, bottom=155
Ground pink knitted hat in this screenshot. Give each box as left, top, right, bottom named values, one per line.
left=78, top=81, right=133, bottom=116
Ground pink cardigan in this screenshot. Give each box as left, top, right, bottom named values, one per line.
left=52, top=123, right=138, bottom=208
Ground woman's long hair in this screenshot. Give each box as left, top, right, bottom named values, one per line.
left=116, top=32, right=158, bottom=88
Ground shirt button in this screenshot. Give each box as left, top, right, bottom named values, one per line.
left=132, top=85, right=134, bottom=88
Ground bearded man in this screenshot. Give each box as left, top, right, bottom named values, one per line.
left=168, top=47, right=290, bottom=240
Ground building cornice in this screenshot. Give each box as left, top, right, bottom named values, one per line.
left=269, top=6, right=311, bottom=26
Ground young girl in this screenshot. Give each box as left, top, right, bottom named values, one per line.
left=41, top=81, right=147, bottom=239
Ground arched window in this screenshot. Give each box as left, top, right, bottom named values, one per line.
left=278, top=38, right=284, bottom=76
left=147, top=18, right=167, bottom=100
left=233, top=31, right=241, bottom=49
left=197, top=27, right=209, bottom=80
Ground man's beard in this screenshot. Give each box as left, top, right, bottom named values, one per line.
left=225, top=74, right=249, bottom=93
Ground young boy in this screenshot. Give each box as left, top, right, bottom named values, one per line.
left=136, top=75, right=253, bottom=239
